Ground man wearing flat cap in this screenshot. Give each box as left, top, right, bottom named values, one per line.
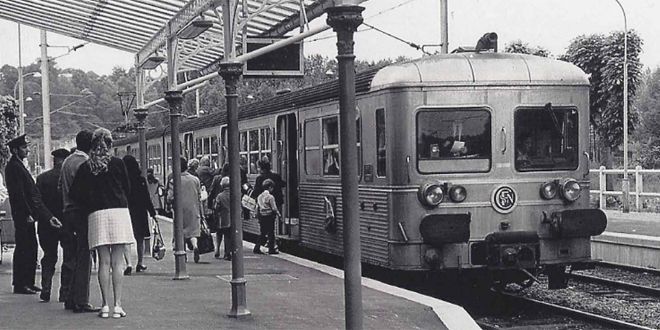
left=4, top=134, right=62, bottom=295
left=35, top=148, right=72, bottom=302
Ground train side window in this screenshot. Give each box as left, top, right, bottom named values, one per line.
left=416, top=108, right=491, bottom=173
left=376, top=108, right=386, bottom=177
left=196, top=138, right=202, bottom=158
left=249, top=129, right=260, bottom=174
left=260, top=127, right=272, bottom=165
left=304, top=119, right=321, bottom=175
left=323, top=116, right=340, bottom=175
left=211, top=136, right=218, bottom=168
left=239, top=131, right=248, bottom=172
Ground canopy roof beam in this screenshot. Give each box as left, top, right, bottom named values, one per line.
left=137, top=0, right=223, bottom=68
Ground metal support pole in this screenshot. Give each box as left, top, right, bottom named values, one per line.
left=219, top=62, right=251, bottom=319
left=40, top=30, right=52, bottom=169
left=165, top=91, right=189, bottom=280
left=17, top=24, right=25, bottom=135
left=615, top=0, right=629, bottom=213
left=440, top=0, right=449, bottom=54
left=326, top=5, right=364, bottom=330
left=134, top=108, right=149, bottom=179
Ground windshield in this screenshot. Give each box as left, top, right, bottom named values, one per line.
left=515, top=106, right=578, bottom=171
left=416, top=108, right=491, bottom=173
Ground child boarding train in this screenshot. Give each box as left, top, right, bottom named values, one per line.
left=115, top=34, right=606, bottom=289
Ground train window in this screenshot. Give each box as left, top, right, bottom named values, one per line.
left=211, top=136, right=218, bottom=168
left=196, top=138, right=202, bottom=158
left=515, top=107, right=578, bottom=171
left=416, top=108, right=491, bottom=173
left=376, top=109, right=386, bottom=177
left=323, top=116, right=340, bottom=175
left=304, top=119, right=321, bottom=175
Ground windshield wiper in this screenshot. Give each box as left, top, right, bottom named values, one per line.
left=544, top=102, right=562, bottom=135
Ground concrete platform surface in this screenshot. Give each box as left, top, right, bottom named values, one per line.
left=603, top=210, right=660, bottom=237
left=0, top=219, right=478, bottom=330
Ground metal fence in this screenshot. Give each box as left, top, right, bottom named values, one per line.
left=590, top=167, right=660, bottom=210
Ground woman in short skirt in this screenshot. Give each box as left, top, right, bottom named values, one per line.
left=70, top=128, right=133, bottom=319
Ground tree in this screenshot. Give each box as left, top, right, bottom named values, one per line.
left=0, top=95, right=19, bottom=171
left=561, top=30, right=643, bottom=166
left=633, top=67, right=660, bottom=168
left=504, top=40, right=550, bottom=57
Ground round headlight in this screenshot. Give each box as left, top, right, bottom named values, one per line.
left=560, top=178, right=581, bottom=202
left=540, top=181, right=558, bottom=200
left=449, top=185, right=467, bottom=203
left=418, top=183, right=444, bottom=207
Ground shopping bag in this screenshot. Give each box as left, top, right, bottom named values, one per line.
left=197, top=219, right=215, bottom=255
left=241, top=188, right=257, bottom=213
left=152, top=216, right=166, bottom=260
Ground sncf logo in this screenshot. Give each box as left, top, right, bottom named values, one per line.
left=492, top=185, right=517, bottom=214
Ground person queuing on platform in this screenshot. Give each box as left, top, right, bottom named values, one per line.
left=253, top=157, right=285, bottom=215
left=196, top=156, right=215, bottom=192
left=167, top=157, right=203, bottom=263
left=213, top=176, right=232, bottom=260
left=146, top=168, right=164, bottom=215
left=60, top=130, right=99, bottom=313
left=187, top=158, right=200, bottom=177
left=254, top=179, right=281, bottom=255
left=5, top=134, right=62, bottom=295
left=69, top=128, right=133, bottom=319
left=35, top=148, right=72, bottom=302
left=122, top=155, right=156, bottom=274
left=196, top=156, right=214, bottom=231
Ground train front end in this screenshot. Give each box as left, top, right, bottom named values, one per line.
left=376, top=51, right=606, bottom=289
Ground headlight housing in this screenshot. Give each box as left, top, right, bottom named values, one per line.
left=418, top=182, right=445, bottom=207
left=540, top=181, right=558, bottom=200
left=449, top=185, right=467, bottom=203
left=560, top=178, right=581, bottom=202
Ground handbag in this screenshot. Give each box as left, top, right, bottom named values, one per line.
left=197, top=219, right=215, bottom=255
left=241, top=188, right=257, bottom=213
left=152, top=216, right=166, bottom=261
left=200, top=185, right=208, bottom=202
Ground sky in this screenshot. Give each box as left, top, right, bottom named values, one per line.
left=0, top=0, right=658, bottom=76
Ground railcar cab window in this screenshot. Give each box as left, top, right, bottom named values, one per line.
left=416, top=108, right=491, bottom=173
left=515, top=106, right=578, bottom=171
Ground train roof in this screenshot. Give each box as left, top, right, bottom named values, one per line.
left=115, top=53, right=588, bottom=146
left=370, top=52, right=590, bottom=90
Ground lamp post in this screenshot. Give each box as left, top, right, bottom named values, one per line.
left=614, top=0, right=629, bottom=213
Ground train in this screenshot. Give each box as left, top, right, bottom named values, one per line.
left=115, top=34, right=607, bottom=290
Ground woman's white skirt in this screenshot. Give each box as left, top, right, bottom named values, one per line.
left=88, top=208, right=135, bottom=249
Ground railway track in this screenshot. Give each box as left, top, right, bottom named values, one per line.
left=477, top=292, right=656, bottom=330
left=568, top=272, right=660, bottom=298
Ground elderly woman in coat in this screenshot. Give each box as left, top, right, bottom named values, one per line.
left=167, top=157, right=203, bottom=263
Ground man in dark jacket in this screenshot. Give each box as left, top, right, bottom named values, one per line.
left=59, top=130, right=99, bottom=313
left=35, top=148, right=71, bottom=302
left=4, top=134, right=62, bottom=295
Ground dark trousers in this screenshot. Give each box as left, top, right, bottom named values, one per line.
left=12, top=219, right=37, bottom=288
left=64, top=209, right=92, bottom=306
left=256, top=214, right=276, bottom=251
left=37, top=220, right=75, bottom=299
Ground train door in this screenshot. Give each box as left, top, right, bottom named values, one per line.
left=276, top=113, right=300, bottom=240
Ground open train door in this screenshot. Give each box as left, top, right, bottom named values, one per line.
left=276, top=113, right=300, bottom=241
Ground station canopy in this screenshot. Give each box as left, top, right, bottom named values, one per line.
left=0, top=0, right=352, bottom=74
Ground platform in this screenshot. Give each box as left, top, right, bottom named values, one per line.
left=0, top=219, right=478, bottom=330
left=592, top=210, right=660, bottom=270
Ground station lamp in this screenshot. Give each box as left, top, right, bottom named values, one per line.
left=142, top=56, right=166, bottom=70
left=178, top=18, right=213, bottom=40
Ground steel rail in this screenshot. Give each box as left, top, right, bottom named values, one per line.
left=567, top=273, right=660, bottom=297
left=500, top=292, right=654, bottom=330
left=597, top=261, right=660, bottom=276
